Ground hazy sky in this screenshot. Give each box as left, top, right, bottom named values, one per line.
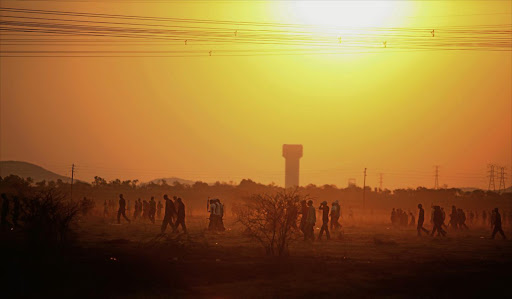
left=1, top=1, right=511, bottom=189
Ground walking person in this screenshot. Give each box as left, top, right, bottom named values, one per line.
left=458, top=209, right=469, bottom=230
left=142, top=199, right=149, bottom=221
left=409, top=211, right=416, bottom=227
left=216, top=199, right=225, bottom=231
left=417, top=204, right=430, bottom=236
left=1, top=193, right=9, bottom=231
left=431, top=206, right=446, bottom=237
left=491, top=208, right=506, bottom=239
left=318, top=201, right=330, bottom=240
left=157, top=200, right=163, bottom=219
left=117, top=194, right=131, bottom=224
left=208, top=199, right=218, bottom=231
left=161, top=194, right=176, bottom=233
left=299, top=200, right=308, bottom=237
left=174, top=197, right=187, bottom=234
left=149, top=196, right=156, bottom=224
left=103, top=200, right=109, bottom=218
left=330, top=200, right=341, bottom=231
left=304, top=200, right=316, bottom=242
left=449, top=206, right=459, bottom=229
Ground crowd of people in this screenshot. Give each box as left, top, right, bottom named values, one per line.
left=391, top=208, right=415, bottom=227
left=389, top=204, right=507, bottom=239
left=298, top=199, right=344, bottom=241
left=207, top=198, right=225, bottom=232
left=112, top=194, right=188, bottom=234
left=1, top=190, right=509, bottom=241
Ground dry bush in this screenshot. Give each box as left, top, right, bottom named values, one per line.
left=233, top=190, right=305, bottom=256
left=21, top=188, right=94, bottom=246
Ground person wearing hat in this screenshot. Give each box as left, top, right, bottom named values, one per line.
left=304, top=200, right=316, bottom=241
left=491, top=208, right=506, bottom=239
left=417, top=204, right=429, bottom=236
left=318, top=201, right=331, bottom=240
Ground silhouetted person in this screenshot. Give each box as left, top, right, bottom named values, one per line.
left=330, top=200, right=341, bottom=231
left=174, top=197, right=187, bottom=234
left=149, top=197, right=156, bottom=224
left=391, top=208, right=397, bottom=225
left=482, top=210, right=487, bottom=226
left=133, top=198, right=142, bottom=220
left=318, top=201, right=330, bottom=240
left=103, top=200, right=109, bottom=217
left=1, top=193, right=9, bottom=231
left=491, top=208, right=506, bottom=239
left=208, top=199, right=217, bottom=231
left=215, top=199, right=225, bottom=231
left=417, top=204, right=429, bottom=236
left=117, top=194, right=131, bottom=224
left=161, top=194, right=176, bottom=233
left=286, top=198, right=299, bottom=230
left=299, top=200, right=308, bottom=235
left=409, top=211, right=415, bottom=227
left=157, top=200, right=163, bottom=219
left=458, top=209, right=468, bottom=230
left=441, top=207, right=448, bottom=229
left=449, top=206, right=458, bottom=229
left=304, top=200, right=316, bottom=241
left=469, top=211, right=475, bottom=225
left=431, top=206, right=446, bottom=237
left=12, top=196, right=20, bottom=228
left=142, top=200, right=149, bottom=220
left=400, top=209, right=408, bottom=226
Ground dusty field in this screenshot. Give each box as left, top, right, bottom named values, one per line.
left=3, top=215, right=511, bottom=298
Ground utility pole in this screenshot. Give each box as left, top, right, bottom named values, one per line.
left=498, top=166, right=507, bottom=193
left=362, top=168, right=367, bottom=209
left=488, top=164, right=496, bottom=191
left=70, top=163, right=75, bottom=201
left=434, top=165, right=439, bottom=190
left=379, top=173, right=383, bottom=191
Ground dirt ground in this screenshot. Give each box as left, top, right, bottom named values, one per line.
left=3, top=215, right=511, bottom=298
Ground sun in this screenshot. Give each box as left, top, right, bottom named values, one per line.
left=290, top=1, right=411, bottom=29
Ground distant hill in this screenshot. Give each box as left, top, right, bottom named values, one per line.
left=0, top=160, right=72, bottom=183
left=459, top=187, right=482, bottom=192
left=147, top=177, right=197, bottom=186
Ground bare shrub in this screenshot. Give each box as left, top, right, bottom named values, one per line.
left=21, top=188, right=93, bottom=246
left=233, top=190, right=305, bottom=256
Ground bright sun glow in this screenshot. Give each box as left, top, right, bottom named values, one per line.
left=291, top=1, right=411, bottom=28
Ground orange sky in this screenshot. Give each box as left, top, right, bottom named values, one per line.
left=1, top=1, right=511, bottom=189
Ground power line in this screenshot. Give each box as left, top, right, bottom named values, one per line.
left=0, top=7, right=510, bottom=57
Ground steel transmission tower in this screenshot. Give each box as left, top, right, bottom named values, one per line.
left=434, top=166, right=439, bottom=189
left=488, top=164, right=496, bottom=191
left=498, top=166, right=507, bottom=193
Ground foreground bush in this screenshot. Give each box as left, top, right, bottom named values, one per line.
left=21, top=188, right=93, bottom=246
left=233, top=190, right=306, bottom=256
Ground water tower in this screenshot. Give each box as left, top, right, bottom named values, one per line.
left=282, top=144, right=303, bottom=189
